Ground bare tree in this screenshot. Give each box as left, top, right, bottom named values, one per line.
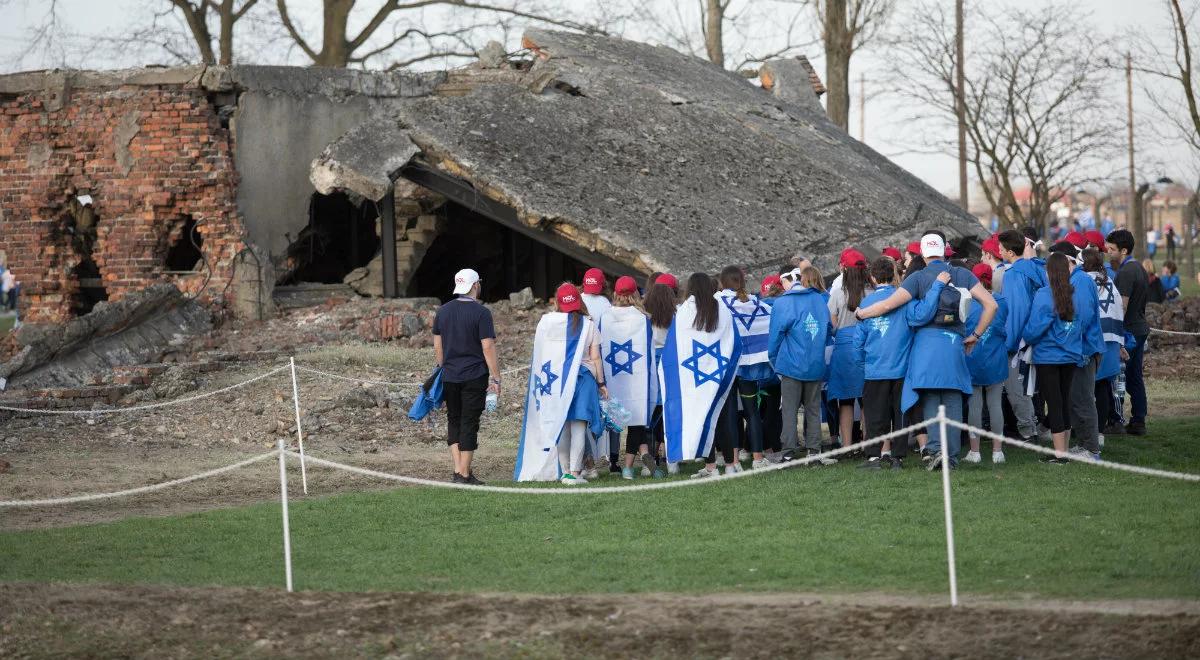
left=807, top=0, right=895, bottom=131
left=889, top=1, right=1120, bottom=236
left=274, top=0, right=612, bottom=69
left=169, top=0, right=261, bottom=65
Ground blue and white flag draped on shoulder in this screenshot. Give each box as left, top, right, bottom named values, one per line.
left=716, top=290, right=772, bottom=366
left=598, top=306, right=656, bottom=427
left=659, top=297, right=741, bottom=463
left=514, top=313, right=591, bottom=482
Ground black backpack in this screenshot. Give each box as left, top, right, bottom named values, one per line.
left=933, top=278, right=972, bottom=326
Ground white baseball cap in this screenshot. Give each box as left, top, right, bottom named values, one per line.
left=920, top=233, right=946, bottom=259
left=452, top=268, right=480, bottom=295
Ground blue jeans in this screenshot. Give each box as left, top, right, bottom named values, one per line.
left=1126, top=333, right=1148, bottom=424
left=921, top=390, right=963, bottom=465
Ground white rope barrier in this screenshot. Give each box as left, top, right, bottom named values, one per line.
left=277, top=439, right=294, bottom=593
left=937, top=406, right=959, bottom=607
left=293, top=363, right=529, bottom=388
left=0, top=450, right=278, bottom=507
left=943, top=418, right=1200, bottom=482
left=1150, top=327, right=1200, bottom=336
left=0, top=365, right=289, bottom=415
left=288, top=358, right=309, bottom=495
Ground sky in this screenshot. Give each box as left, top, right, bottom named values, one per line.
left=0, top=0, right=1192, bottom=201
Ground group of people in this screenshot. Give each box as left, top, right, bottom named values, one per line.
left=432, top=226, right=1156, bottom=485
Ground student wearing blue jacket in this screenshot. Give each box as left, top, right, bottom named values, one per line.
left=964, top=263, right=1009, bottom=464
left=996, top=229, right=1047, bottom=443
left=1082, top=249, right=1126, bottom=448
left=768, top=267, right=836, bottom=464
left=854, top=257, right=917, bottom=469
left=1049, top=243, right=1105, bottom=460
left=1022, top=252, right=1085, bottom=464
left=856, top=232, right=998, bottom=470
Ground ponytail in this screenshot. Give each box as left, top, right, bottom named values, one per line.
left=1046, top=253, right=1075, bottom=322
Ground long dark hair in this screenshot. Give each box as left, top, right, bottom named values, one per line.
left=1046, top=253, right=1075, bottom=322
left=905, top=255, right=927, bottom=278
left=719, top=265, right=749, bottom=302
left=1081, top=248, right=1107, bottom=285
left=643, top=282, right=677, bottom=330
left=686, top=272, right=719, bottom=332
left=842, top=264, right=869, bottom=311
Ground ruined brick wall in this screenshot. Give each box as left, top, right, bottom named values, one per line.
left=0, top=83, right=243, bottom=324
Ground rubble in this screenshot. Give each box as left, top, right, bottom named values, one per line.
left=508, top=287, right=537, bottom=310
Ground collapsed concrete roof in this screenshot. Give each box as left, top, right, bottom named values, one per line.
left=312, top=29, right=985, bottom=275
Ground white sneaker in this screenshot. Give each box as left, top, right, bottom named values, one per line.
left=992, top=450, right=1006, bottom=464
left=751, top=458, right=771, bottom=470
left=667, top=462, right=680, bottom=475
left=640, top=466, right=652, bottom=477
left=690, top=467, right=718, bottom=479
left=582, top=468, right=598, bottom=480
left=560, top=474, right=586, bottom=485
left=964, top=450, right=982, bottom=464
left=725, top=463, right=743, bottom=476
left=715, top=454, right=726, bottom=467
left=739, top=450, right=751, bottom=462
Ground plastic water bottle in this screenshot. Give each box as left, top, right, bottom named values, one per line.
left=1116, top=367, right=1126, bottom=397
left=485, top=391, right=498, bottom=413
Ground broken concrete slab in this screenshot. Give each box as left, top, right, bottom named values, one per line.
left=311, top=118, right=421, bottom=201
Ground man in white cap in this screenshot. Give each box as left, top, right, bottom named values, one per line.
left=432, top=268, right=501, bottom=485
left=856, top=231, right=998, bottom=470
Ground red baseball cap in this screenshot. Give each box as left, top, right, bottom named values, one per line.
left=905, top=241, right=921, bottom=256
left=881, top=246, right=902, bottom=261
left=614, top=275, right=638, bottom=295
left=972, top=262, right=993, bottom=287
left=839, top=247, right=868, bottom=269
left=981, top=237, right=1002, bottom=260
left=1084, top=230, right=1106, bottom=249
left=582, top=268, right=605, bottom=294
left=556, top=282, right=582, bottom=312
left=1064, top=231, right=1088, bottom=249
left=760, top=274, right=781, bottom=296
left=654, top=273, right=678, bottom=290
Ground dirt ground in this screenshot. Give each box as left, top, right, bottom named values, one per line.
left=1, top=583, right=1198, bottom=659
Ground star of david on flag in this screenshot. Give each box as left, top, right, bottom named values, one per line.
left=723, top=296, right=769, bottom=332
left=532, top=360, right=557, bottom=409
left=604, top=339, right=642, bottom=376
left=681, top=339, right=731, bottom=387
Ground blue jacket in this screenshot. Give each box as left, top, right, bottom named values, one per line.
left=1071, top=267, right=1104, bottom=359
left=853, top=285, right=913, bottom=380
left=965, top=295, right=1009, bottom=386
left=1162, top=273, right=1181, bottom=294
left=900, top=280, right=974, bottom=410
left=1022, top=288, right=1085, bottom=365
left=768, top=285, right=832, bottom=381
left=1003, top=258, right=1048, bottom=354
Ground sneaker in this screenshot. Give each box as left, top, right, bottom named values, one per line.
left=992, top=451, right=1006, bottom=464
left=1103, top=422, right=1127, bottom=435
left=690, top=467, right=718, bottom=479
left=452, top=472, right=466, bottom=484
left=806, top=450, right=838, bottom=466
left=927, top=454, right=944, bottom=471
left=640, top=452, right=657, bottom=475
left=465, top=473, right=485, bottom=486
left=751, top=458, right=771, bottom=470
left=858, top=457, right=882, bottom=470
left=667, top=462, right=680, bottom=475
left=560, top=473, right=587, bottom=485
left=652, top=467, right=666, bottom=478
left=739, top=450, right=752, bottom=462
left=764, top=451, right=784, bottom=464
left=887, top=456, right=903, bottom=471
left=582, top=467, right=599, bottom=480
left=621, top=466, right=635, bottom=480
left=640, top=467, right=652, bottom=477
left=609, top=458, right=622, bottom=474
left=1038, top=454, right=1069, bottom=464
left=715, top=454, right=726, bottom=467
left=1126, top=421, right=1147, bottom=436
left=780, top=449, right=798, bottom=462
left=725, top=463, right=744, bottom=476
left=1068, top=446, right=1099, bottom=462
left=964, top=450, right=982, bottom=464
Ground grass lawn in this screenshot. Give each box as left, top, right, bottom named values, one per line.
left=0, top=314, right=14, bottom=334
left=2, top=418, right=1199, bottom=601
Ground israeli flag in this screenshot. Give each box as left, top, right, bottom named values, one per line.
left=514, top=313, right=591, bottom=482
left=716, top=290, right=771, bottom=366
left=659, top=297, right=742, bottom=462
left=599, top=306, right=656, bottom=427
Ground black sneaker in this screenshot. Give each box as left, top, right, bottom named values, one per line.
left=609, top=456, right=622, bottom=473
left=859, top=457, right=882, bottom=470
left=452, top=472, right=466, bottom=484
left=1126, top=422, right=1147, bottom=436
left=465, top=473, right=486, bottom=485
left=926, top=454, right=943, bottom=471
left=889, top=457, right=903, bottom=470
left=1103, top=422, right=1127, bottom=435
left=1038, top=455, right=1070, bottom=464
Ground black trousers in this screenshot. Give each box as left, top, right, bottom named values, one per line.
left=707, top=382, right=740, bottom=465
left=1095, top=377, right=1114, bottom=431
left=443, top=374, right=488, bottom=451
left=863, top=378, right=907, bottom=458
left=736, top=379, right=766, bottom=454
left=1035, top=364, right=1075, bottom=434
left=624, top=425, right=649, bottom=454
left=759, top=383, right=782, bottom=453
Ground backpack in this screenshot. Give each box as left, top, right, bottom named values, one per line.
left=934, top=279, right=973, bottom=326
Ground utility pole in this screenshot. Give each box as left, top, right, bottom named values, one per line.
left=955, top=0, right=968, bottom=211
left=1127, top=52, right=1145, bottom=258
left=859, top=72, right=866, bottom=142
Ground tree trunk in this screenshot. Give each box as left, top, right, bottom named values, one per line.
left=219, top=0, right=235, bottom=65
left=703, top=0, right=725, bottom=67
left=955, top=0, right=968, bottom=210
left=316, top=0, right=355, bottom=67
left=1132, top=188, right=1147, bottom=260
left=174, top=0, right=217, bottom=65
left=823, top=0, right=851, bottom=130
left=1187, top=188, right=1197, bottom=281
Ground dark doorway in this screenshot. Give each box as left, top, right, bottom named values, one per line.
left=164, top=216, right=203, bottom=271
left=282, top=192, right=380, bottom=284
left=406, top=200, right=590, bottom=302
left=63, top=199, right=108, bottom=317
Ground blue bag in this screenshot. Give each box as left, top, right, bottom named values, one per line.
left=407, top=366, right=444, bottom=421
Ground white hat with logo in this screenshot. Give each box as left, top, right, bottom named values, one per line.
left=452, top=268, right=480, bottom=295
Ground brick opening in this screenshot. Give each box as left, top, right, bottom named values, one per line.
left=405, top=200, right=588, bottom=302
left=164, top=216, right=204, bottom=272
left=65, top=200, right=107, bottom=316
left=282, top=192, right=380, bottom=285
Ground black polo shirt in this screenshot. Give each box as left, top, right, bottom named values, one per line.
left=432, top=296, right=496, bottom=382
left=1114, top=258, right=1150, bottom=336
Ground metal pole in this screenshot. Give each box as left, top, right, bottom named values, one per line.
left=380, top=188, right=398, bottom=298
left=938, top=405, right=959, bottom=607
left=289, top=357, right=308, bottom=495
left=277, top=439, right=294, bottom=593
